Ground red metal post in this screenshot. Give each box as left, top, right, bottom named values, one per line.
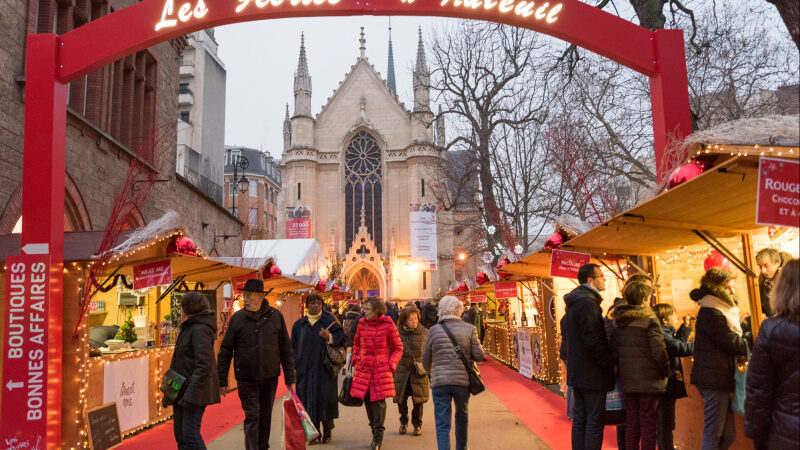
left=21, top=34, right=68, bottom=450
left=649, top=29, right=692, bottom=182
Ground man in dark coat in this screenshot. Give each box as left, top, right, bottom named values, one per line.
left=217, top=279, right=296, bottom=450
left=564, top=263, right=615, bottom=450
left=386, top=301, right=399, bottom=324
left=755, top=248, right=791, bottom=317
left=291, top=293, right=345, bottom=444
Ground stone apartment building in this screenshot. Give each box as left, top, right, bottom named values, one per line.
left=177, top=29, right=227, bottom=205
left=0, top=0, right=241, bottom=255
left=224, top=146, right=281, bottom=239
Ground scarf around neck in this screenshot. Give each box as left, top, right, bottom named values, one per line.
left=698, top=294, right=742, bottom=334
left=306, top=312, right=322, bottom=326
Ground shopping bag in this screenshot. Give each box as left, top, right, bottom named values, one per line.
left=732, top=349, right=749, bottom=416
left=290, top=389, right=321, bottom=442
left=604, top=379, right=626, bottom=426
left=281, top=395, right=306, bottom=450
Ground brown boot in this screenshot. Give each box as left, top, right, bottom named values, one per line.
left=413, top=426, right=422, bottom=436
left=399, top=424, right=407, bottom=435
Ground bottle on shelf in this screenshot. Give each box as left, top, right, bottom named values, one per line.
left=521, top=311, right=528, bottom=327
left=511, top=312, right=517, bottom=326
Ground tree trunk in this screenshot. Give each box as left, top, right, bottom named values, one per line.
left=766, top=0, right=800, bottom=50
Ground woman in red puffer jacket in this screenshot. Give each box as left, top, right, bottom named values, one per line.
left=350, top=297, right=403, bottom=450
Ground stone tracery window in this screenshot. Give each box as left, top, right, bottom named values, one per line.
left=345, top=130, right=382, bottom=253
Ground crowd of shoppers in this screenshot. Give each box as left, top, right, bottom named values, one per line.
left=164, top=255, right=797, bottom=450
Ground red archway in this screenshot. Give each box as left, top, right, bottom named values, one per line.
left=14, top=0, right=690, bottom=446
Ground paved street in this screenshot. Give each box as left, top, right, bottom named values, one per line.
left=208, top=376, right=551, bottom=450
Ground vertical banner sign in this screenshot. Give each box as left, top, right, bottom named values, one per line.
left=410, top=203, right=438, bottom=270
left=103, top=357, right=149, bottom=432
left=332, top=292, right=346, bottom=303
left=470, top=291, right=487, bottom=303
left=132, top=259, right=173, bottom=290
left=756, top=157, right=799, bottom=228
left=1, top=254, right=50, bottom=448
left=549, top=249, right=592, bottom=279
left=286, top=206, right=312, bottom=239
left=494, top=281, right=518, bottom=299
left=517, top=329, right=534, bottom=378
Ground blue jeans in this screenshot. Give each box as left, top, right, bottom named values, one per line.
left=173, top=403, right=207, bottom=450
left=699, top=389, right=736, bottom=450
left=432, top=385, right=470, bottom=450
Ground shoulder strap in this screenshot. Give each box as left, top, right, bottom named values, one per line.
left=440, top=322, right=472, bottom=372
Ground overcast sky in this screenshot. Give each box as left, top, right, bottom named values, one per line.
left=216, top=16, right=452, bottom=159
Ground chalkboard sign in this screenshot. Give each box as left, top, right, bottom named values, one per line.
left=86, top=403, right=123, bottom=450
left=170, top=290, right=218, bottom=325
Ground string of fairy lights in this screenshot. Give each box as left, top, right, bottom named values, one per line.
left=694, top=144, right=796, bottom=158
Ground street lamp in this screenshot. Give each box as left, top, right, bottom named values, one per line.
left=230, top=155, right=249, bottom=218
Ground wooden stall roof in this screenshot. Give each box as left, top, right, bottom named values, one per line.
left=106, top=253, right=256, bottom=284
left=210, top=256, right=315, bottom=293
left=499, top=252, right=554, bottom=278
left=560, top=156, right=763, bottom=256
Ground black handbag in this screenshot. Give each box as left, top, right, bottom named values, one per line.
left=441, top=323, right=485, bottom=396
left=338, top=366, right=363, bottom=407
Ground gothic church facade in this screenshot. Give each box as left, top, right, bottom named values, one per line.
left=278, top=28, right=478, bottom=300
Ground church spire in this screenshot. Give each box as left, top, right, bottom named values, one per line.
left=435, top=104, right=445, bottom=146
left=294, top=33, right=312, bottom=116
left=386, top=20, right=397, bottom=96
left=283, top=103, right=291, bottom=150
left=359, top=27, right=366, bottom=59
left=413, top=27, right=430, bottom=112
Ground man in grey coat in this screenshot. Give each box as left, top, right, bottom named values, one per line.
left=423, top=296, right=485, bottom=450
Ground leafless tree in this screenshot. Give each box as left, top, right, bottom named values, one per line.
left=427, top=21, right=554, bottom=262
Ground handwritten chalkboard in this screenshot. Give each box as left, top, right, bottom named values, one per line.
left=86, top=403, right=123, bottom=450
left=170, top=290, right=218, bottom=325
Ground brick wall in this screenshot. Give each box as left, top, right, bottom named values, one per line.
left=0, top=0, right=242, bottom=256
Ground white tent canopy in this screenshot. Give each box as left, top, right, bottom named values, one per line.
left=241, top=239, right=324, bottom=278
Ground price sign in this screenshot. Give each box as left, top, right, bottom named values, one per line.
left=549, top=249, right=591, bottom=279
left=132, top=259, right=172, bottom=290
left=494, top=282, right=518, bottom=299
left=757, top=157, right=799, bottom=228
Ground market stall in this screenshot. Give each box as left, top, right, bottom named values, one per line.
left=550, top=147, right=798, bottom=448
left=0, top=226, right=257, bottom=448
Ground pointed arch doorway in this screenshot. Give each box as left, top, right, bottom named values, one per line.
left=350, top=267, right=381, bottom=301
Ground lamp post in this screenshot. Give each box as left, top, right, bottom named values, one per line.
left=230, top=155, right=249, bottom=218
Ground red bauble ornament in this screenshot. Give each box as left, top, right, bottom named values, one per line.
left=476, top=272, right=490, bottom=285
left=331, top=283, right=340, bottom=291
left=544, top=232, right=563, bottom=249
left=704, top=251, right=731, bottom=272
left=315, top=280, right=327, bottom=291
left=667, top=161, right=706, bottom=189
left=263, top=264, right=282, bottom=279
left=496, top=259, right=512, bottom=280
left=166, top=236, right=197, bottom=256
left=456, top=281, right=468, bottom=292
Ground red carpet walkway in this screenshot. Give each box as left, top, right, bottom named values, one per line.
left=118, top=381, right=288, bottom=450
left=480, top=356, right=617, bottom=449
left=120, top=358, right=616, bottom=449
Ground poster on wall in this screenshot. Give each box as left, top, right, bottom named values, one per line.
left=756, top=157, right=799, bottom=228
left=517, top=329, right=534, bottom=378
left=286, top=206, right=312, bottom=239
left=102, top=357, right=149, bottom=432
left=410, top=204, right=438, bottom=270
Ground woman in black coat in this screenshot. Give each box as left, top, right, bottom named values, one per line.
left=393, top=305, right=429, bottom=436
left=745, top=258, right=800, bottom=450
left=689, top=268, right=749, bottom=450
left=168, top=291, right=221, bottom=450
left=291, top=294, right=345, bottom=444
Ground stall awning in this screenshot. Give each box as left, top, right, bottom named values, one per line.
left=109, top=253, right=257, bottom=284
left=210, top=256, right=316, bottom=293
left=498, top=252, right=554, bottom=278
left=560, top=157, right=762, bottom=256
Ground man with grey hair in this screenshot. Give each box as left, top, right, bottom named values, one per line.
left=755, top=248, right=789, bottom=317
left=423, top=295, right=484, bottom=450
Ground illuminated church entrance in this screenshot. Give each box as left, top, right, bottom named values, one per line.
left=350, top=267, right=381, bottom=300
